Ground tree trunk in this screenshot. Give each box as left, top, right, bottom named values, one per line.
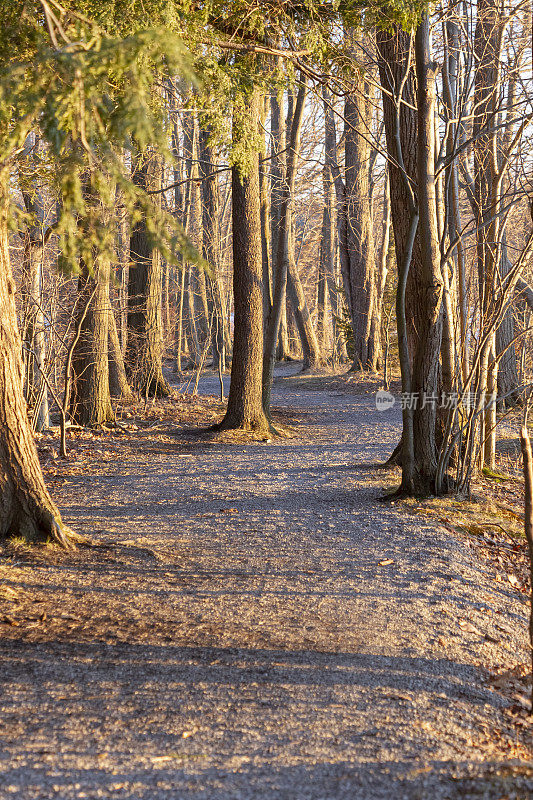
left=126, top=150, right=169, bottom=396
left=270, top=84, right=290, bottom=360
left=184, top=262, right=201, bottom=366
left=108, top=307, right=132, bottom=398
left=219, top=89, right=268, bottom=431
left=263, top=78, right=308, bottom=413
left=259, top=95, right=272, bottom=330
left=198, top=122, right=227, bottom=373
left=473, top=0, right=503, bottom=468
left=519, top=421, right=533, bottom=712
left=171, top=107, right=187, bottom=372
left=283, top=82, right=321, bottom=371
left=443, top=16, right=469, bottom=387
left=162, top=258, right=170, bottom=338
left=21, top=228, right=49, bottom=431
left=497, top=237, right=520, bottom=405
left=317, top=179, right=330, bottom=352
left=371, top=168, right=391, bottom=372
left=116, top=199, right=129, bottom=353
left=286, top=235, right=322, bottom=371
left=412, top=15, right=445, bottom=490
left=344, top=49, right=378, bottom=372
left=322, top=90, right=349, bottom=363
left=70, top=255, right=114, bottom=427
left=187, top=113, right=210, bottom=350
left=19, top=151, right=50, bottom=432
left=0, top=174, right=72, bottom=546
left=377, top=23, right=444, bottom=493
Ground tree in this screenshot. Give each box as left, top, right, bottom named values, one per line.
left=70, top=254, right=114, bottom=426
left=0, top=169, right=74, bottom=544
left=126, top=150, right=170, bottom=397
left=219, top=86, right=269, bottom=432
left=377, top=21, right=444, bottom=494
left=339, top=32, right=381, bottom=372
left=198, top=120, right=228, bottom=373
left=270, top=83, right=291, bottom=360
left=18, top=138, right=50, bottom=432
left=473, top=0, right=503, bottom=468
left=108, top=305, right=132, bottom=398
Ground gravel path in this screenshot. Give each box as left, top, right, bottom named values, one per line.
left=0, top=365, right=530, bottom=799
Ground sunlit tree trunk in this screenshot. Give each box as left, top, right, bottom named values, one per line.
left=412, top=15, right=444, bottom=490
left=70, top=252, right=114, bottom=427
left=497, top=236, right=520, bottom=405
left=317, top=158, right=332, bottom=352
left=259, top=95, right=272, bottom=331
left=220, top=88, right=268, bottom=431
left=18, top=144, right=50, bottom=431
left=473, top=0, right=503, bottom=468
left=21, top=226, right=49, bottom=431
left=377, top=22, right=444, bottom=493
left=0, top=171, right=72, bottom=546
left=108, top=306, right=132, bottom=398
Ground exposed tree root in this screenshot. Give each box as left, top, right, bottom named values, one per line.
left=210, top=416, right=270, bottom=435
left=9, top=510, right=79, bottom=550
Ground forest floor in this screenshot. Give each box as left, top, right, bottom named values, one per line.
left=0, top=363, right=532, bottom=800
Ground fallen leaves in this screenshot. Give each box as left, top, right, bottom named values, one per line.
left=457, top=619, right=480, bottom=635
left=0, top=585, right=20, bottom=601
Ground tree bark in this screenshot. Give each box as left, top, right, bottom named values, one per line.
left=21, top=225, right=49, bottom=431
left=219, top=89, right=268, bottom=431
left=19, top=148, right=50, bottom=432
left=344, top=49, right=378, bottom=371
left=377, top=23, right=444, bottom=493
left=443, top=16, right=469, bottom=387
left=259, top=95, right=272, bottom=330
left=0, top=173, right=72, bottom=546
left=283, top=82, right=321, bottom=371
left=519, top=421, right=533, bottom=712
left=126, top=150, right=169, bottom=396
left=108, top=306, right=132, bottom=398
left=412, top=15, right=445, bottom=490
left=116, top=199, right=129, bottom=353
left=286, top=237, right=322, bottom=371
left=323, top=91, right=350, bottom=362
left=263, top=78, right=310, bottom=413
left=473, top=0, right=503, bottom=467
left=497, top=237, right=520, bottom=405
left=70, top=254, right=114, bottom=427
left=317, top=157, right=332, bottom=352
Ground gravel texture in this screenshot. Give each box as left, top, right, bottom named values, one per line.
left=0, top=364, right=531, bottom=799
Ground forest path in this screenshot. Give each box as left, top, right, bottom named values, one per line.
left=0, top=364, right=530, bottom=799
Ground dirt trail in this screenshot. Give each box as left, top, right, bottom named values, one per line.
left=0, top=365, right=531, bottom=799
